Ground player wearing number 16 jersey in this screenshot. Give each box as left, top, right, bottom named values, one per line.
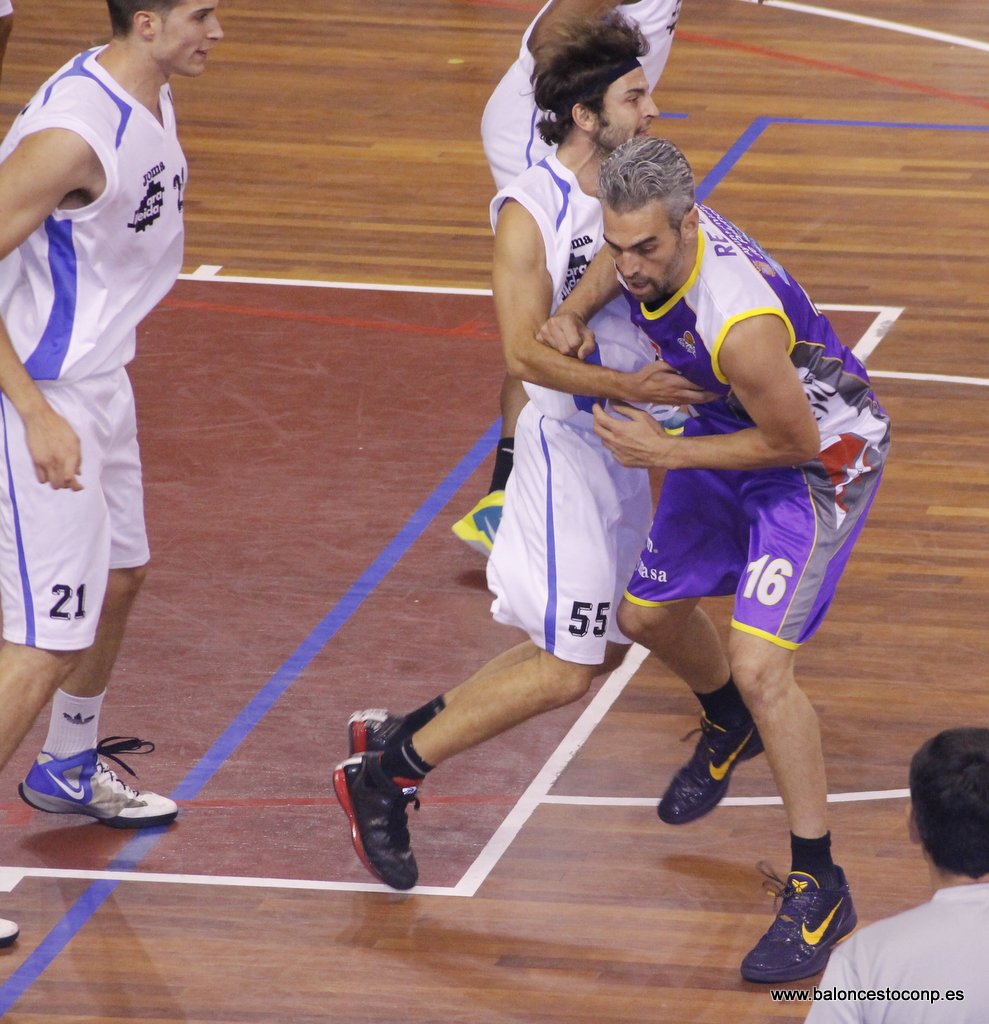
left=543, top=135, right=889, bottom=982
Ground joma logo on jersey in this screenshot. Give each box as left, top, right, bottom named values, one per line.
left=677, top=330, right=697, bottom=356
left=143, top=161, right=165, bottom=186
left=571, top=234, right=593, bottom=250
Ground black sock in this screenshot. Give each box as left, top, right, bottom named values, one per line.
left=790, top=832, right=838, bottom=887
left=695, top=676, right=751, bottom=729
left=381, top=737, right=433, bottom=781
left=400, top=695, right=446, bottom=737
left=489, top=437, right=514, bottom=493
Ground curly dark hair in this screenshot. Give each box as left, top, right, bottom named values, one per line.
left=533, top=13, right=649, bottom=147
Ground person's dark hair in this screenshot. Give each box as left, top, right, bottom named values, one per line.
left=106, top=0, right=184, bottom=38
left=533, top=13, right=648, bottom=147
left=598, top=136, right=695, bottom=229
left=910, top=727, right=989, bottom=878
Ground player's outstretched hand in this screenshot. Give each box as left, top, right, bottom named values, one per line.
left=593, top=401, right=678, bottom=468
left=536, top=312, right=597, bottom=360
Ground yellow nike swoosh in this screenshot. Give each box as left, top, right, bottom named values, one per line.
left=708, top=729, right=754, bottom=781
left=802, top=900, right=843, bottom=946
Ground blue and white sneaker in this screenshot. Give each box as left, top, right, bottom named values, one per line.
left=0, top=917, right=17, bottom=948
left=19, top=737, right=178, bottom=830
left=451, top=490, right=504, bottom=556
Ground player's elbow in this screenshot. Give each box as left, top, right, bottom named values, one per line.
left=787, top=424, right=822, bottom=464
left=503, top=346, right=542, bottom=381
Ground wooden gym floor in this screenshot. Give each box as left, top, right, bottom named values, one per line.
left=0, top=1, right=987, bottom=1021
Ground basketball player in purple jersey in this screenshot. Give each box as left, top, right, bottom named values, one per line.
left=540, top=136, right=890, bottom=983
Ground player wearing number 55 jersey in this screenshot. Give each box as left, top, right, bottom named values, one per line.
left=540, top=136, right=889, bottom=984
left=0, top=0, right=223, bottom=949
left=334, top=16, right=712, bottom=896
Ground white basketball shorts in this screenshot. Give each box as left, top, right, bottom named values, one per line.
left=487, top=402, right=653, bottom=665
left=0, top=368, right=149, bottom=650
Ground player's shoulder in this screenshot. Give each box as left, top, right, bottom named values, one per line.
left=494, top=158, right=575, bottom=231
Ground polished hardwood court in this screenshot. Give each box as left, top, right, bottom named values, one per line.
left=0, top=1, right=987, bottom=1021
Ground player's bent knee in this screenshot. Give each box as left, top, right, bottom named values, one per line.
left=0, top=641, right=85, bottom=692
left=108, top=563, right=149, bottom=600
left=536, top=654, right=597, bottom=709
left=731, top=659, right=798, bottom=713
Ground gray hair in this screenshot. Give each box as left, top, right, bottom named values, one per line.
left=598, top=137, right=696, bottom=227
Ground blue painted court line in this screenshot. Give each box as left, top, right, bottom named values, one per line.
left=697, top=115, right=989, bottom=200
left=0, top=417, right=502, bottom=1014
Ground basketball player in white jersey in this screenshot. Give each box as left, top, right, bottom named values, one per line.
left=452, top=0, right=683, bottom=556
left=334, top=15, right=711, bottom=892
left=0, top=0, right=223, bottom=947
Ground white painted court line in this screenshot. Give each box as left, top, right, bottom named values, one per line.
left=179, top=268, right=489, bottom=296
left=543, top=789, right=911, bottom=808
left=178, top=276, right=989, bottom=387
left=869, top=370, right=989, bottom=388
left=452, top=644, right=651, bottom=896
left=0, top=865, right=464, bottom=898
left=848, top=306, right=903, bottom=363
left=734, top=0, right=989, bottom=53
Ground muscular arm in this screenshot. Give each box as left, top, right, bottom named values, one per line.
left=594, top=313, right=821, bottom=470
left=495, top=200, right=706, bottom=404
left=0, top=129, right=107, bottom=489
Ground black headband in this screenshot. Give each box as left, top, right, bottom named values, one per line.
left=554, top=58, right=643, bottom=118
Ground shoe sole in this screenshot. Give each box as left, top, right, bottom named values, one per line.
left=450, top=521, right=494, bottom=556
left=657, top=735, right=765, bottom=825
left=18, top=783, right=178, bottom=830
left=332, top=763, right=416, bottom=891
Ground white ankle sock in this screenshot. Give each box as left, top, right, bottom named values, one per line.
left=42, top=690, right=105, bottom=758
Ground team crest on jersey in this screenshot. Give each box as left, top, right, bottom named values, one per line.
left=677, top=330, right=697, bottom=356
left=128, top=162, right=167, bottom=233
left=563, top=251, right=589, bottom=298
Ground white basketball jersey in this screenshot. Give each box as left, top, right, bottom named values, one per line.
left=0, top=47, right=186, bottom=382
left=490, top=153, right=656, bottom=423
left=481, top=0, right=682, bottom=189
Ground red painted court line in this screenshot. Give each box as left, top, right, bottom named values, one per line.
left=181, top=795, right=517, bottom=808
left=677, top=29, right=989, bottom=112
left=457, top=0, right=989, bottom=113
left=160, top=296, right=498, bottom=341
